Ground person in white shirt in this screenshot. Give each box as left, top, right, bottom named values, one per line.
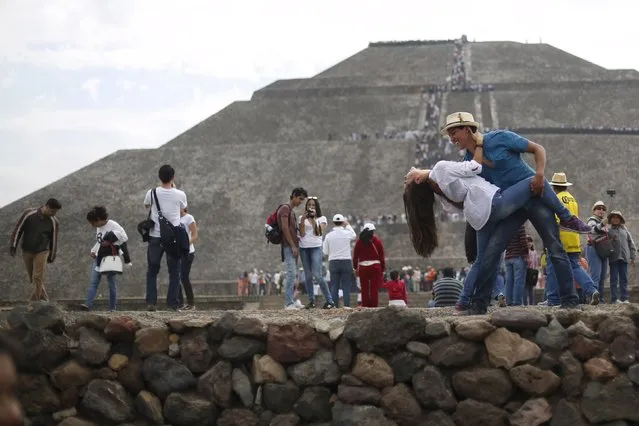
left=178, top=208, right=198, bottom=310
left=81, top=206, right=128, bottom=312
left=298, top=197, right=335, bottom=309
left=143, top=164, right=188, bottom=311
left=322, top=214, right=357, bottom=308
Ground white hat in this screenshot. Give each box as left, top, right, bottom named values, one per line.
left=332, top=214, right=345, bottom=223
left=363, top=223, right=376, bottom=231
left=550, top=172, right=573, bottom=187
left=592, top=200, right=606, bottom=211
left=440, top=112, right=480, bottom=136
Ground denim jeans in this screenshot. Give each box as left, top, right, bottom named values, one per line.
left=586, top=245, right=608, bottom=300
left=471, top=201, right=578, bottom=311
left=282, top=246, right=297, bottom=307
left=505, top=256, right=526, bottom=306
left=147, top=237, right=182, bottom=309
left=178, top=253, right=195, bottom=306
left=546, top=252, right=597, bottom=305
left=300, top=247, right=333, bottom=304
left=329, top=259, right=354, bottom=307
left=609, top=260, right=629, bottom=302
left=86, top=260, right=117, bottom=311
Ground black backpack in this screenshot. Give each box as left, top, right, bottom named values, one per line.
left=152, top=189, right=189, bottom=258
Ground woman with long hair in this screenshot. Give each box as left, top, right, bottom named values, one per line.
left=404, top=146, right=589, bottom=313
left=298, top=197, right=335, bottom=309
left=353, top=223, right=385, bottom=307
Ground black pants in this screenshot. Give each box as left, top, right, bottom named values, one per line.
left=178, top=252, right=195, bottom=306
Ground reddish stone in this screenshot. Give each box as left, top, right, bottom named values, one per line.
left=104, top=316, right=141, bottom=341
left=570, top=335, right=606, bottom=361
left=267, top=323, right=319, bottom=363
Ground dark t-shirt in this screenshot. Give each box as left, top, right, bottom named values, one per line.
left=22, top=211, right=54, bottom=253
left=277, top=203, right=298, bottom=248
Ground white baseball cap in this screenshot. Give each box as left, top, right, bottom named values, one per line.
left=332, top=214, right=345, bottom=223
left=363, top=223, right=376, bottom=231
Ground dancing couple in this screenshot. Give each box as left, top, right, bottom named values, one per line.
left=404, top=112, right=591, bottom=315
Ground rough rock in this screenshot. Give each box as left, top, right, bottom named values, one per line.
left=558, top=350, right=583, bottom=397
left=341, top=373, right=365, bottom=386
left=424, top=319, right=451, bottom=338
left=421, top=410, right=455, bottom=426
left=118, top=357, right=145, bottom=395
left=454, top=319, right=496, bottom=341
left=627, top=364, right=639, bottom=385
left=351, top=352, right=394, bottom=389
left=142, top=353, right=196, bottom=399
left=134, top=327, right=169, bottom=357
left=58, top=418, right=98, bottom=426
left=550, top=399, right=588, bottom=426
left=21, top=328, right=68, bottom=370
left=328, top=319, right=346, bottom=341
left=380, top=383, right=422, bottom=425
left=270, top=413, right=300, bottom=426
left=179, top=328, right=213, bottom=373
left=565, top=320, right=596, bottom=338
left=267, top=323, right=319, bottom=363
left=164, top=392, right=217, bottom=426
left=232, top=368, right=254, bottom=407
left=429, top=336, right=480, bottom=367
left=80, top=379, right=135, bottom=424
left=50, top=360, right=93, bottom=390
left=584, top=357, right=619, bottom=381
left=491, top=308, right=548, bottom=331
left=452, top=368, right=514, bottom=405
left=484, top=327, right=541, bottom=369
left=75, top=314, right=109, bottom=332
left=534, top=319, right=569, bottom=351
left=509, top=398, right=552, bottom=426
left=76, top=327, right=111, bottom=365
left=581, top=376, right=639, bottom=423
left=103, top=316, right=141, bottom=341
left=610, top=334, right=636, bottom=368
left=233, top=317, right=268, bottom=339
left=198, top=360, right=233, bottom=408
left=335, top=336, right=353, bottom=371
left=412, top=366, right=457, bottom=412
left=570, top=334, right=606, bottom=361
left=166, top=318, right=213, bottom=333
left=253, top=354, right=287, bottom=384
left=107, top=353, right=128, bottom=371
left=293, top=386, right=332, bottom=423
left=17, top=374, right=61, bottom=416
left=208, top=312, right=239, bottom=342
left=7, top=302, right=65, bottom=333
left=287, top=349, right=341, bottom=386
left=386, top=351, right=428, bottom=383
left=332, top=401, right=397, bottom=426
left=338, top=385, right=382, bottom=405
left=537, top=353, right=559, bottom=371
left=262, top=381, right=300, bottom=414
left=217, top=408, right=259, bottom=426
left=134, top=390, right=164, bottom=425
left=344, top=308, right=426, bottom=353
left=510, top=364, right=561, bottom=396
left=218, top=335, right=266, bottom=363
left=597, top=316, right=636, bottom=343
left=453, top=399, right=509, bottom=426
left=405, top=341, right=431, bottom=358
left=93, top=366, right=117, bottom=380
left=52, top=407, right=77, bottom=422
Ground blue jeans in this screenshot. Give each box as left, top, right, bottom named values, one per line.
left=282, top=246, right=297, bottom=307
left=586, top=245, right=608, bottom=300
left=299, top=247, right=333, bottom=304
left=146, top=237, right=181, bottom=309
left=505, top=256, right=526, bottom=306
left=86, top=261, right=117, bottom=311
left=609, top=260, right=629, bottom=302
left=471, top=201, right=578, bottom=311
left=329, top=259, right=353, bottom=307
left=546, top=252, right=598, bottom=305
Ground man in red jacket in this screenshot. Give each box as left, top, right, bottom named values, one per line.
left=353, top=223, right=386, bottom=307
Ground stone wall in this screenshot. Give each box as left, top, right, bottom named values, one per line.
left=4, top=303, right=639, bottom=426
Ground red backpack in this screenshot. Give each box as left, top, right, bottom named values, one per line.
left=265, top=204, right=285, bottom=244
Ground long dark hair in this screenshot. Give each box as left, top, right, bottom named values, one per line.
left=403, top=182, right=438, bottom=257
left=359, top=229, right=374, bottom=244
left=305, top=198, right=323, bottom=236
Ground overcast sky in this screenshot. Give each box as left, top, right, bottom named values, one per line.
left=1, top=0, right=637, bottom=207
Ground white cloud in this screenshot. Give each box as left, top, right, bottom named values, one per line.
left=81, top=78, right=101, bottom=102
left=115, top=78, right=135, bottom=90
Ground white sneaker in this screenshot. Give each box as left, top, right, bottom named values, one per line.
left=537, top=300, right=549, bottom=306
left=284, top=304, right=300, bottom=310
left=621, top=300, right=630, bottom=304
left=294, top=299, right=304, bottom=308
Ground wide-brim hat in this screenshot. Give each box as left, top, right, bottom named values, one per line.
left=592, top=200, right=606, bottom=211
left=607, top=210, right=625, bottom=224
left=550, top=172, right=572, bottom=187
left=440, top=112, right=480, bottom=136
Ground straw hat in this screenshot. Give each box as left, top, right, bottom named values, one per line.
left=440, top=112, right=480, bottom=136
left=592, top=200, right=606, bottom=211
left=550, top=172, right=573, bottom=187
left=607, top=210, right=625, bottom=224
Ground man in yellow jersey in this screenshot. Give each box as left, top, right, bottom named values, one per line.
left=543, top=173, right=600, bottom=305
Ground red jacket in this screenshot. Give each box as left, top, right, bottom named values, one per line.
left=353, top=235, right=386, bottom=271
left=382, top=279, right=408, bottom=303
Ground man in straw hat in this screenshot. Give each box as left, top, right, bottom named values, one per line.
left=438, top=112, right=588, bottom=313
left=543, top=172, right=600, bottom=306
left=586, top=200, right=609, bottom=300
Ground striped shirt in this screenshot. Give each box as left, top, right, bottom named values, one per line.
left=433, top=277, right=463, bottom=307
left=505, top=225, right=528, bottom=259
left=11, top=207, right=59, bottom=262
